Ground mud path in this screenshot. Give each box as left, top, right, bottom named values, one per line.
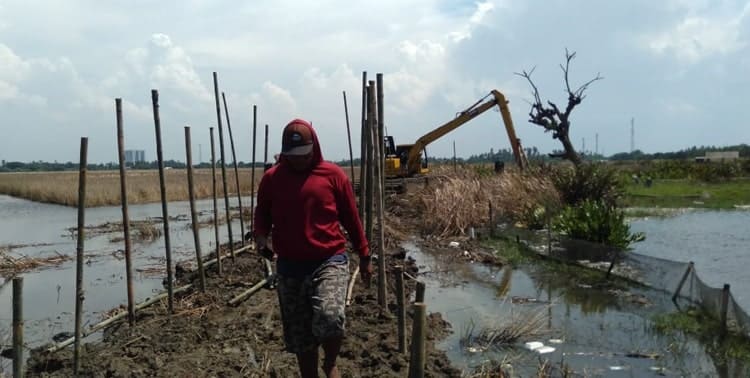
left=27, top=246, right=460, bottom=377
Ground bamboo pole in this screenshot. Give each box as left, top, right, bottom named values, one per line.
left=343, top=91, right=355, bottom=182
left=185, top=127, right=206, bottom=291
left=345, top=266, right=360, bottom=306
left=369, top=82, right=387, bottom=307
left=395, top=267, right=406, bottom=354
left=73, top=137, right=87, bottom=376
left=250, top=106, right=258, bottom=238
left=12, top=277, right=23, bottom=378
left=213, top=72, right=235, bottom=261
left=115, top=99, right=136, bottom=326
left=151, top=89, right=174, bottom=314
left=415, top=281, right=425, bottom=303
left=228, top=278, right=270, bottom=306
left=376, top=73, right=385, bottom=194
left=359, top=71, right=368, bottom=223
left=408, top=302, right=427, bottom=378
left=222, top=92, right=245, bottom=244
left=264, top=124, right=269, bottom=168
left=672, top=261, right=694, bottom=302
left=210, top=127, right=222, bottom=275
left=720, top=283, right=730, bottom=337
left=364, top=90, right=374, bottom=244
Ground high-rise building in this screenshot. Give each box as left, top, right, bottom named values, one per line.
left=125, top=150, right=146, bottom=164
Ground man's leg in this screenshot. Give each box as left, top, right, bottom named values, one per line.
left=321, top=336, right=343, bottom=378
left=277, top=274, right=317, bottom=377
left=297, top=347, right=319, bottom=378
left=311, top=259, right=349, bottom=378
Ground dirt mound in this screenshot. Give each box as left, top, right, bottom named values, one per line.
left=27, top=246, right=460, bottom=377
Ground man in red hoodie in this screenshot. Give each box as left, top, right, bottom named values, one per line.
left=253, top=119, right=372, bottom=378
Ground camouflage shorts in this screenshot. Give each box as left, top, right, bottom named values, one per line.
left=276, top=259, right=349, bottom=354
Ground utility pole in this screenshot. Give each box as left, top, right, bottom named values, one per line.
left=199, top=144, right=202, bottom=164
left=631, top=118, right=635, bottom=153
left=582, top=138, right=586, bottom=155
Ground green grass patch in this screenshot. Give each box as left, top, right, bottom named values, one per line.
left=653, top=307, right=750, bottom=362
left=624, top=178, right=750, bottom=209
left=482, top=236, right=531, bottom=266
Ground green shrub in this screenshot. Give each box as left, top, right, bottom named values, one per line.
left=552, top=163, right=624, bottom=207
left=553, top=199, right=645, bottom=249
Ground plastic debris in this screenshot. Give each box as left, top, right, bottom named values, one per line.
left=548, top=339, right=563, bottom=344
left=609, top=366, right=627, bottom=371
left=524, top=341, right=544, bottom=351
left=448, top=241, right=460, bottom=248
left=536, top=346, right=555, bottom=354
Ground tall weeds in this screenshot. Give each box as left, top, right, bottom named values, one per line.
left=417, top=165, right=560, bottom=237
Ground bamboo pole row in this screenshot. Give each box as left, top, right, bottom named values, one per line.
left=58, top=73, right=269, bottom=371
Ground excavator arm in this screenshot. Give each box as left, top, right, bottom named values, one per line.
left=403, top=90, right=528, bottom=176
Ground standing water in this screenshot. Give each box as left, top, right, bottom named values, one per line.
left=630, top=210, right=750, bottom=309
left=0, top=194, right=249, bottom=373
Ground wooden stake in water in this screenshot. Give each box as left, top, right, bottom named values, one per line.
left=12, top=277, right=23, bottom=378
left=210, top=127, right=222, bottom=275
left=221, top=92, right=245, bottom=243
left=212, top=72, right=235, bottom=261
left=151, top=89, right=174, bottom=314
left=115, top=98, right=136, bottom=326
left=185, top=127, right=206, bottom=291
left=343, top=91, right=355, bottom=182
left=73, top=137, right=87, bottom=377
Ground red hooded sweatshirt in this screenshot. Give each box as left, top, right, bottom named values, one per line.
left=253, top=119, right=369, bottom=261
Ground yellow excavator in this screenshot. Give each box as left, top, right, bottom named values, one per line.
left=383, top=90, right=528, bottom=178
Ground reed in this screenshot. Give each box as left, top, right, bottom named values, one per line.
left=418, top=165, right=560, bottom=237
left=0, top=168, right=266, bottom=207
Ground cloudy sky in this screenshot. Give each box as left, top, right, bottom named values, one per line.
left=1, top=0, right=749, bottom=164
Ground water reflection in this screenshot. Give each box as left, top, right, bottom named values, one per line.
left=404, top=240, right=749, bottom=377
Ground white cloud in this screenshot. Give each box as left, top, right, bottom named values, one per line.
left=644, top=2, right=750, bottom=62
left=262, top=81, right=297, bottom=112
left=449, top=0, right=495, bottom=42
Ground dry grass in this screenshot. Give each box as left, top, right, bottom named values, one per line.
left=0, top=250, right=71, bottom=277
left=0, top=168, right=267, bottom=207
left=417, top=165, right=560, bottom=237
left=460, top=304, right=549, bottom=351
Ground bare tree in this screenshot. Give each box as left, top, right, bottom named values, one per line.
left=516, top=49, right=602, bottom=166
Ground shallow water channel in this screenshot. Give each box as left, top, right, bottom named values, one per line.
left=1, top=194, right=749, bottom=376
left=406, top=240, right=747, bottom=376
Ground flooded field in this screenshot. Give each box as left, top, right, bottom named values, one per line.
left=630, top=210, right=750, bottom=309
left=2, top=193, right=750, bottom=375
left=0, top=194, right=248, bottom=373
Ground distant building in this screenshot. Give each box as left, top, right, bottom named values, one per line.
left=695, top=151, right=739, bottom=163
left=125, top=150, right=146, bottom=164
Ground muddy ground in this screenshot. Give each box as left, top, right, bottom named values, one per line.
left=26, top=244, right=462, bottom=377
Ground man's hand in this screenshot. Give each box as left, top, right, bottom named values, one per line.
left=359, top=256, right=373, bottom=289
left=255, top=235, right=275, bottom=260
